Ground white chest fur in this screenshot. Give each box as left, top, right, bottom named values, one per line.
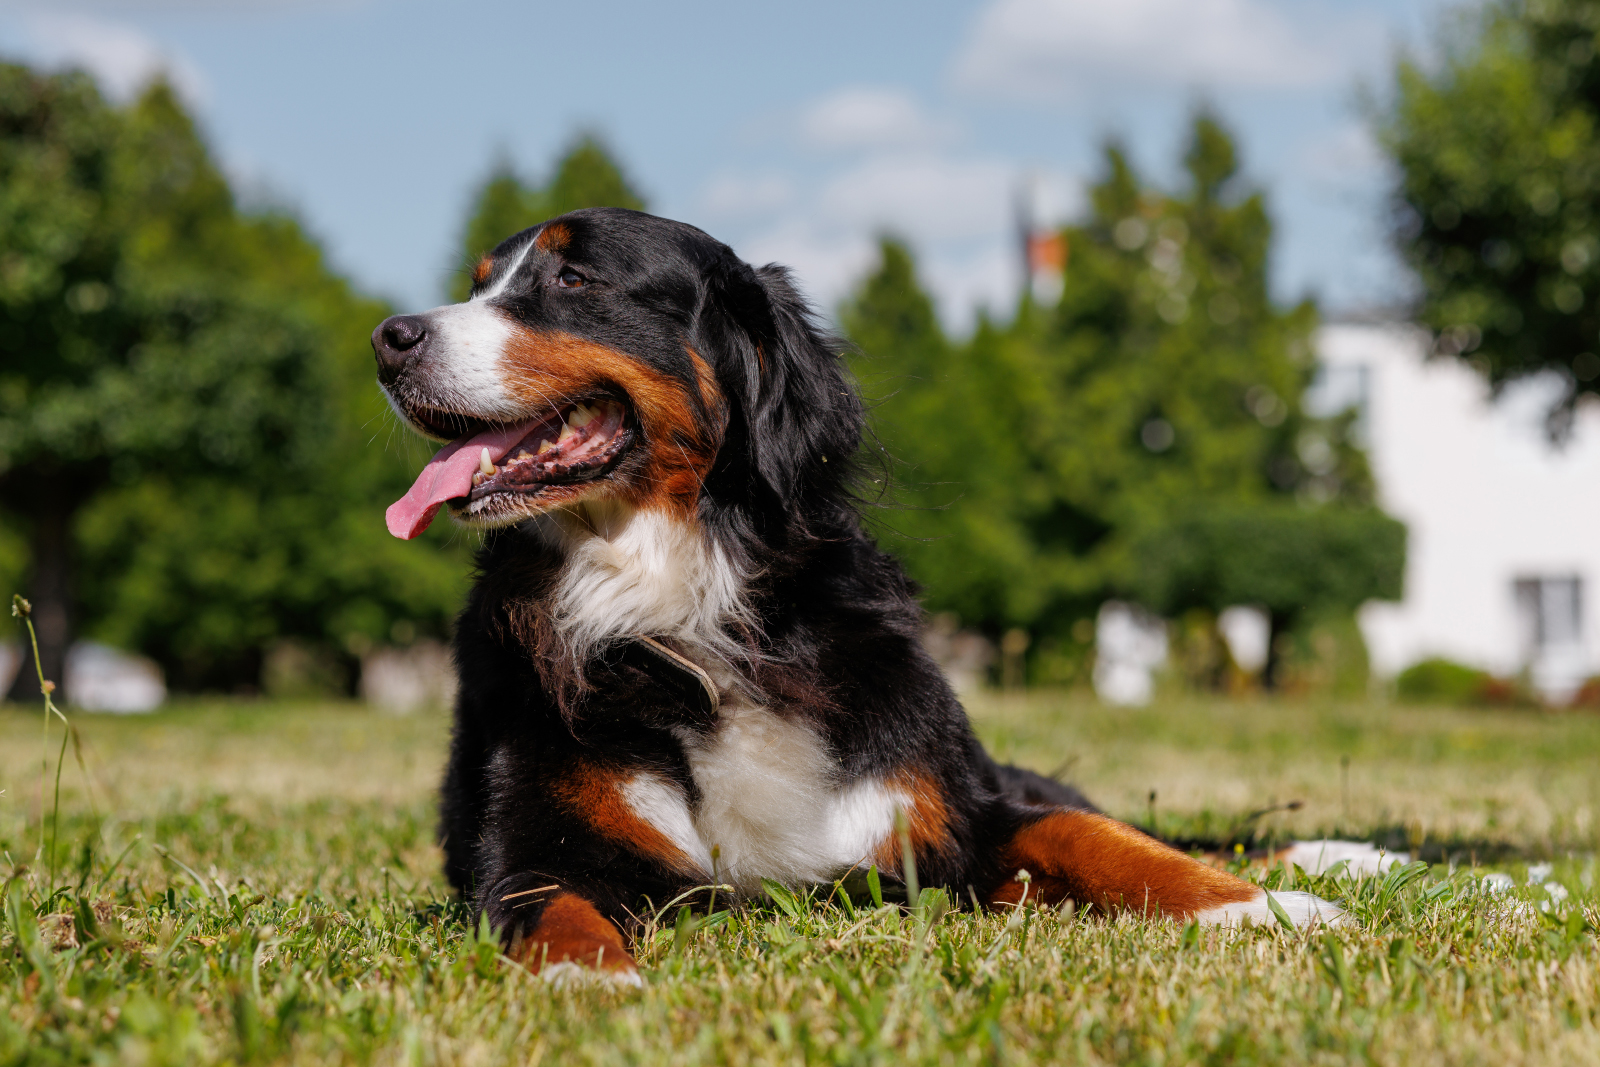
left=536, top=502, right=898, bottom=893
left=534, top=503, right=752, bottom=669
left=620, top=701, right=904, bottom=895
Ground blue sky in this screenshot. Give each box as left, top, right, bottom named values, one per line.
left=0, top=0, right=1458, bottom=329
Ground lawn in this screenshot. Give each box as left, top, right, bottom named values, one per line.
left=1, top=693, right=1596, bottom=1065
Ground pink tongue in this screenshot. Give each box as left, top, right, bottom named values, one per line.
left=386, top=422, right=535, bottom=540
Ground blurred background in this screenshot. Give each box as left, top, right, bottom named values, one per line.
left=3, top=0, right=1600, bottom=715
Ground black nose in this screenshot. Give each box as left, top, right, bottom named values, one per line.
left=372, top=314, right=428, bottom=384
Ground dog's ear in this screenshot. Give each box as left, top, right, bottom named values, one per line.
left=699, top=258, right=862, bottom=530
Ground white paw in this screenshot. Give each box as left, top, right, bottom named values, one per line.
left=1278, top=839, right=1407, bottom=876
left=1194, top=889, right=1346, bottom=928
left=538, top=961, right=645, bottom=990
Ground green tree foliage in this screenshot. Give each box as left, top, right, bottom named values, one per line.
left=846, top=112, right=1399, bottom=683
left=1382, top=0, right=1600, bottom=405
left=448, top=136, right=646, bottom=302
left=1130, top=503, right=1406, bottom=628
left=0, top=65, right=468, bottom=697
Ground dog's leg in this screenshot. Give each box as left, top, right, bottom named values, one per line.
left=474, top=752, right=706, bottom=986
left=987, top=809, right=1342, bottom=926
left=499, top=888, right=642, bottom=988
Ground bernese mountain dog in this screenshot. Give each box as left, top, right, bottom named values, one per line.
left=372, top=208, right=1339, bottom=986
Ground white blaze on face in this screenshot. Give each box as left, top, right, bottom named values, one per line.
left=473, top=238, right=536, bottom=302
left=407, top=302, right=520, bottom=421
left=395, top=236, right=541, bottom=425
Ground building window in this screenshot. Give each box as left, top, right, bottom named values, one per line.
left=1514, top=576, right=1584, bottom=654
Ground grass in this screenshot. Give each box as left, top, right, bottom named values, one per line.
left=0, top=693, right=1596, bottom=1066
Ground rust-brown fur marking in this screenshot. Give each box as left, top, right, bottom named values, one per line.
left=472, top=254, right=494, bottom=286
left=550, top=759, right=703, bottom=873
left=988, top=809, right=1259, bottom=919
left=500, top=328, right=723, bottom=517
left=536, top=222, right=572, bottom=252
left=685, top=346, right=722, bottom=410
left=508, top=892, right=634, bottom=974
left=873, top=770, right=955, bottom=873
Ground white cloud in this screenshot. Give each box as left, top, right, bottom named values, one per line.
left=1017, top=168, right=1084, bottom=229
left=705, top=152, right=1080, bottom=331
left=733, top=220, right=880, bottom=310
left=699, top=173, right=796, bottom=222
left=918, top=239, right=1023, bottom=327
left=1296, top=121, right=1389, bottom=183
left=797, top=87, right=960, bottom=152
left=816, top=154, right=1014, bottom=242
left=954, top=0, right=1374, bottom=101
left=15, top=10, right=209, bottom=104
left=734, top=224, right=1022, bottom=335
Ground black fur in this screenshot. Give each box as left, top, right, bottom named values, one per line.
left=399, top=209, right=1096, bottom=947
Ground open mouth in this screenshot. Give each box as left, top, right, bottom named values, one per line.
left=386, top=397, right=633, bottom=539
left=465, top=398, right=630, bottom=502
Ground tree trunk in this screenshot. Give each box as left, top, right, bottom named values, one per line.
left=7, top=487, right=74, bottom=706
left=1261, top=609, right=1293, bottom=691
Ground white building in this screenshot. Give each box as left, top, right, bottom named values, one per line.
left=1316, top=323, right=1600, bottom=701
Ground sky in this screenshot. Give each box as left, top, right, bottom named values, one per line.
left=0, top=0, right=1460, bottom=331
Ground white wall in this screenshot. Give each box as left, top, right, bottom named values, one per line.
left=1318, top=324, right=1600, bottom=699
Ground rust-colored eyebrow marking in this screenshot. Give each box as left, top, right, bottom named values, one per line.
left=472, top=254, right=494, bottom=286
left=536, top=222, right=572, bottom=252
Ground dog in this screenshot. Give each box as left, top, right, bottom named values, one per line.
left=371, top=208, right=1340, bottom=985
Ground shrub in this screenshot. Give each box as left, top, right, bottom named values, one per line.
left=1395, top=657, right=1492, bottom=704
left=1570, top=676, right=1600, bottom=709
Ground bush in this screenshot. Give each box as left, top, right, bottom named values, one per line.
left=1277, top=611, right=1372, bottom=699
left=1395, top=657, right=1492, bottom=704
left=1570, top=677, right=1600, bottom=709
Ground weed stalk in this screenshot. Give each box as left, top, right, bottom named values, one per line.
left=14, top=594, right=71, bottom=901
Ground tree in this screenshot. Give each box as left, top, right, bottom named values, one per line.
left=447, top=136, right=646, bottom=302
left=1129, top=504, right=1406, bottom=685
left=0, top=68, right=302, bottom=699
left=0, top=65, right=469, bottom=699
left=1381, top=0, right=1600, bottom=409
left=844, top=245, right=1059, bottom=632
left=846, top=112, right=1398, bottom=685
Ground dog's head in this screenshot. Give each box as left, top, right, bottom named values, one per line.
left=376, top=208, right=860, bottom=544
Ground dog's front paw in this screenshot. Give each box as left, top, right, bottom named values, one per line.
left=1194, top=889, right=1346, bottom=927
left=502, top=889, right=641, bottom=985
left=537, top=959, right=645, bottom=990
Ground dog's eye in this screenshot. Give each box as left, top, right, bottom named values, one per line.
left=557, top=269, right=586, bottom=288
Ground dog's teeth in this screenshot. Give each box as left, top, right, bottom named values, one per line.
left=557, top=423, right=575, bottom=443
left=472, top=471, right=485, bottom=487
left=537, top=440, right=554, bottom=455
left=479, top=447, right=494, bottom=476
left=568, top=404, right=594, bottom=427
left=516, top=450, right=532, bottom=460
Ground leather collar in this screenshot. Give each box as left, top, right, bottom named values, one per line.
left=617, top=635, right=721, bottom=722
